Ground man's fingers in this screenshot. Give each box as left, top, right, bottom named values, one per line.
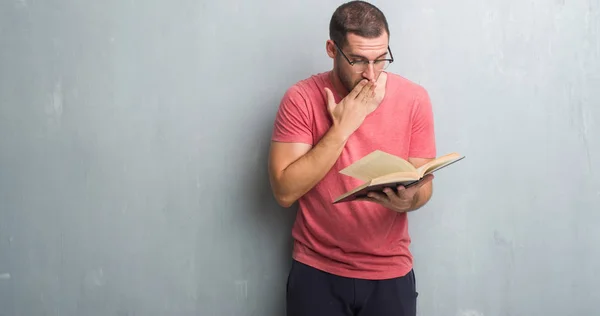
left=357, top=81, right=376, bottom=103
left=368, top=80, right=377, bottom=95
left=382, top=187, right=401, bottom=202
left=366, top=191, right=388, bottom=203
left=357, top=80, right=375, bottom=100
left=324, top=87, right=336, bottom=112
left=348, top=80, right=368, bottom=99
left=395, top=185, right=408, bottom=198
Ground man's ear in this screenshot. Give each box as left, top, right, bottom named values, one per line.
left=326, top=40, right=336, bottom=58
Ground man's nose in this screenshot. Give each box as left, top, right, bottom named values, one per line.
left=362, top=63, right=376, bottom=82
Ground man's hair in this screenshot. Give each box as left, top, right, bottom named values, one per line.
left=329, top=1, right=390, bottom=49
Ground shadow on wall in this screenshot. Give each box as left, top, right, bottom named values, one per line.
left=244, top=57, right=328, bottom=256
left=240, top=60, right=319, bottom=249
left=232, top=80, right=300, bottom=314
left=224, top=36, right=325, bottom=311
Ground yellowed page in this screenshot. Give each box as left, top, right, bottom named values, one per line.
left=371, top=171, right=420, bottom=185
left=339, top=150, right=416, bottom=181
left=416, top=152, right=463, bottom=177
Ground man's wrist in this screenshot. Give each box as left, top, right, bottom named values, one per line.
left=327, top=124, right=351, bottom=145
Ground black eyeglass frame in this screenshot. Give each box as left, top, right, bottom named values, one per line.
left=333, top=40, right=394, bottom=73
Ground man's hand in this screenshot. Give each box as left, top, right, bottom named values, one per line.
left=268, top=80, right=375, bottom=207
left=324, top=79, right=376, bottom=140
left=360, top=174, right=435, bottom=213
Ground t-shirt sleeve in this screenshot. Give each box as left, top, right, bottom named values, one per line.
left=408, top=87, right=437, bottom=158
left=271, top=85, right=313, bottom=145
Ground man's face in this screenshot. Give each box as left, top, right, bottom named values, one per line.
left=333, top=32, right=390, bottom=93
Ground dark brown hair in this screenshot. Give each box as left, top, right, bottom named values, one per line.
left=329, top=1, right=390, bottom=49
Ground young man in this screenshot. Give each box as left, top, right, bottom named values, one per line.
left=268, top=1, right=436, bottom=315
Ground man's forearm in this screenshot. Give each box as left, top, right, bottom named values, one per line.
left=274, top=126, right=348, bottom=207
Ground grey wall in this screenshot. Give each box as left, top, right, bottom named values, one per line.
left=0, top=0, right=598, bottom=315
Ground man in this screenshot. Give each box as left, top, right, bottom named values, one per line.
left=268, top=1, right=436, bottom=315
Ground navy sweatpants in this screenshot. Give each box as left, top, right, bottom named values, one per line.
left=286, top=260, right=418, bottom=316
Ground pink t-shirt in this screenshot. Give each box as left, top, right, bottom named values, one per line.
left=271, top=71, right=436, bottom=280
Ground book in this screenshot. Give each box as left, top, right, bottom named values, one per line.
left=332, top=150, right=465, bottom=204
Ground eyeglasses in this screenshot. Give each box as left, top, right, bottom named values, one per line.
left=333, top=41, right=394, bottom=73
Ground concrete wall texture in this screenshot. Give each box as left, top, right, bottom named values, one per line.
left=1, top=0, right=599, bottom=315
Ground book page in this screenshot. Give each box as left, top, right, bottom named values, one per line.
left=334, top=151, right=465, bottom=204
left=339, top=150, right=416, bottom=182
left=417, top=152, right=463, bottom=176
left=371, top=171, right=420, bottom=185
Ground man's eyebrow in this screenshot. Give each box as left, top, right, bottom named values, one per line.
left=348, top=51, right=389, bottom=59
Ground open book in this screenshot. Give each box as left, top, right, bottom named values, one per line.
left=332, top=150, right=465, bottom=204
